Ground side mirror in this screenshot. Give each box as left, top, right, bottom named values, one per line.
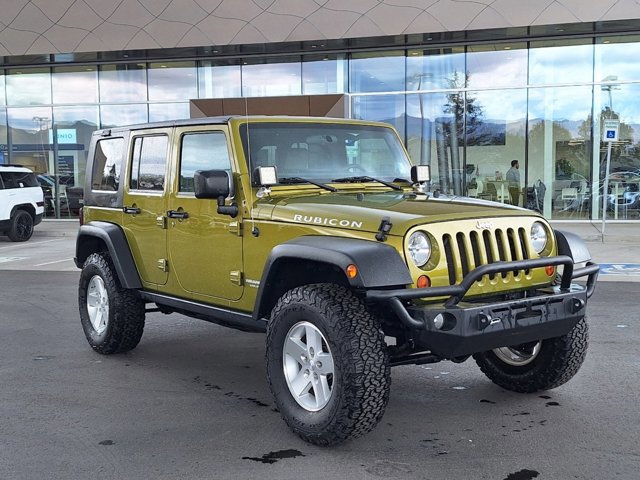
left=194, top=169, right=238, bottom=218
left=411, top=165, right=431, bottom=183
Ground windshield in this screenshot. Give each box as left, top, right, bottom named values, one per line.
left=240, top=122, right=412, bottom=185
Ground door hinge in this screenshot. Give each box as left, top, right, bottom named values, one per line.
left=157, top=259, right=168, bottom=272
left=156, top=215, right=167, bottom=229
left=229, top=270, right=243, bottom=285
left=228, top=221, right=241, bottom=236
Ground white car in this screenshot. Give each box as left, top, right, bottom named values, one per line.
left=0, top=165, right=45, bottom=241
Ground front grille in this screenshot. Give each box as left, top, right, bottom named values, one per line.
left=442, top=227, right=530, bottom=285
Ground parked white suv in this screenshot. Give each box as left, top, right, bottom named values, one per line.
left=0, top=165, right=45, bottom=241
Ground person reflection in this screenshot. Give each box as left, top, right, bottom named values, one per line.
left=506, top=159, right=521, bottom=206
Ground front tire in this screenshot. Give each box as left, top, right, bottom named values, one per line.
left=78, top=252, right=145, bottom=354
left=8, top=210, right=34, bottom=242
left=473, top=317, right=589, bottom=393
left=266, top=284, right=390, bottom=446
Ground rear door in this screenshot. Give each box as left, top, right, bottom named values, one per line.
left=121, top=129, right=171, bottom=287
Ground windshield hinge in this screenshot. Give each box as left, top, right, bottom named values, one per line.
left=228, top=221, right=241, bottom=236
left=375, top=216, right=392, bottom=242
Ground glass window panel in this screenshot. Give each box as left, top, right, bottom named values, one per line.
left=352, top=94, right=405, bottom=141
left=130, top=135, right=168, bottom=191
left=595, top=35, right=640, bottom=84
left=407, top=46, right=465, bottom=91
left=406, top=92, right=463, bottom=195
left=100, top=104, right=148, bottom=128
left=465, top=89, right=527, bottom=205
left=148, top=61, right=197, bottom=102
left=0, top=72, right=5, bottom=106
left=529, top=39, right=593, bottom=85
left=92, top=137, right=124, bottom=191
left=302, top=54, right=346, bottom=94
left=198, top=60, right=241, bottom=98
left=99, top=64, right=147, bottom=102
left=6, top=68, right=51, bottom=106
left=467, top=43, right=527, bottom=89
left=528, top=86, right=593, bottom=220
left=350, top=51, right=405, bottom=93
left=0, top=109, right=7, bottom=164
left=7, top=107, right=52, bottom=173
left=52, top=66, right=98, bottom=104
left=242, top=58, right=302, bottom=97
left=149, top=103, right=190, bottom=122
left=179, top=132, right=230, bottom=192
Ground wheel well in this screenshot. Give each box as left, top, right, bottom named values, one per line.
left=257, top=259, right=350, bottom=320
left=77, top=235, right=108, bottom=266
left=12, top=204, right=36, bottom=220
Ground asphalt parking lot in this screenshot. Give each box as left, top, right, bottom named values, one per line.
left=0, top=226, right=639, bottom=480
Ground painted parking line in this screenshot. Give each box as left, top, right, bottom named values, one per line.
left=33, top=258, right=75, bottom=267
left=0, top=239, right=61, bottom=251
left=0, top=256, right=27, bottom=264
left=598, top=263, right=640, bottom=276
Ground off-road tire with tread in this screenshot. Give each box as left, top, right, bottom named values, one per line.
left=473, top=316, right=589, bottom=393
left=79, top=252, right=145, bottom=354
left=266, top=283, right=390, bottom=446
left=7, top=210, right=34, bottom=242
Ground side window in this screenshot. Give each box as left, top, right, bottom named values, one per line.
left=0, top=172, right=38, bottom=189
left=179, top=132, right=231, bottom=192
left=130, top=135, right=169, bottom=191
left=92, top=138, right=124, bottom=191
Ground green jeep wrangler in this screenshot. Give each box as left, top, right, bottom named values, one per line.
left=75, top=116, right=598, bottom=446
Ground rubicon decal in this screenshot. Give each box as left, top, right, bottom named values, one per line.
left=293, top=214, right=363, bottom=229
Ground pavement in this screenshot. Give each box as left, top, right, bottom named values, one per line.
left=33, top=218, right=640, bottom=280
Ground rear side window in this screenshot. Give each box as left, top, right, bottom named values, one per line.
left=130, top=135, right=169, bottom=191
left=179, top=132, right=231, bottom=192
left=92, top=138, right=124, bottom=191
left=0, top=171, right=39, bottom=189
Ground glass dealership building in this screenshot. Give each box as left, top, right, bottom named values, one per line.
left=1, top=4, right=640, bottom=222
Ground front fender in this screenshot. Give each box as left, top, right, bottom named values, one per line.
left=554, top=229, right=592, bottom=264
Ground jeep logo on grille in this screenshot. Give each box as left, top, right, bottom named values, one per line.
left=476, top=220, right=493, bottom=230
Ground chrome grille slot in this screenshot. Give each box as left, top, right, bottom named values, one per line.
left=442, top=226, right=531, bottom=285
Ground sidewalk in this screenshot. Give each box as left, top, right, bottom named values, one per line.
left=35, top=219, right=639, bottom=267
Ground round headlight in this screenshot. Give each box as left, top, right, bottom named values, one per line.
left=408, top=231, right=432, bottom=267
left=530, top=222, right=548, bottom=254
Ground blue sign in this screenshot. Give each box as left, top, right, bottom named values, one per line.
left=606, top=130, right=616, bottom=138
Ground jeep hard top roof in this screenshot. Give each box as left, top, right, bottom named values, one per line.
left=92, top=115, right=391, bottom=137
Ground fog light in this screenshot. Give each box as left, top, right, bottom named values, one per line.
left=433, top=314, right=445, bottom=330
left=432, top=313, right=456, bottom=331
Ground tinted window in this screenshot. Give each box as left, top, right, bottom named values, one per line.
left=0, top=171, right=39, bottom=189
left=130, top=135, right=168, bottom=191
left=179, top=132, right=230, bottom=192
left=92, top=138, right=124, bottom=191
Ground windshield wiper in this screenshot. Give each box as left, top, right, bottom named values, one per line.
left=278, top=177, right=337, bottom=192
left=331, top=176, right=403, bottom=191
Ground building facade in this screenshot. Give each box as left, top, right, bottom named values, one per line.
left=1, top=0, right=639, bottom=221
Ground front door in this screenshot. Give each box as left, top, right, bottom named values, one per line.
left=122, top=130, right=171, bottom=287
left=167, top=127, right=243, bottom=302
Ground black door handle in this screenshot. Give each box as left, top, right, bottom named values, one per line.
left=123, top=206, right=141, bottom=214
left=167, top=210, right=189, bottom=219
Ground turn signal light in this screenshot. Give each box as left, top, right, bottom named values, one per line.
left=417, top=275, right=431, bottom=288
left=346, top=264, right=358, bottom=279
left=545, top=265, right=555, bottom=277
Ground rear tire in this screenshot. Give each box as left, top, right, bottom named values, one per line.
left=473, top=317, right=589, bottom=393
left=266, top=284, right=390, bottom=446
left=8, top=210, right=34, bottom=242
left=78, top=252, right=145, bottom=354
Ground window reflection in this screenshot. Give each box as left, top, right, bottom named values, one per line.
left=595, top=35, right=640, bottom=84
left=198, top=60, right=241, bottom=98
left=352, top=94, right=405, bottom=141
left=0, top=73, right=5, bottom=106
left=302, top=54, right=346, bottom=94
left=467, top=43, right=527, bottom=89
left=148, top=61, right=197, bottom=101
left=99, top=64, right=147, bottom=102
left=528, top=86, right=592, bottom=219
left=149, top=103, right=190, bottom=122
left=100, top=104, right=148, bottom=128
left=7, top=68, right=51, bottom=106
left=407, top=47, right=464, bottom=91
left=242, top=58, right=302, bottom=97
left=350, top=52, right=405, bottom=93
left=529, top=39, right=593, bottom=85
left=53, top=66, right=98, bottom=104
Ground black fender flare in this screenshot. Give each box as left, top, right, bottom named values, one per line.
left=253, top=236, right=412, bottom=320
left=75, top=221, right=142, bottom=289
left=554, top=229, right=592, bottom=264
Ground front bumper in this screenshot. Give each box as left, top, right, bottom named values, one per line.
left=366, top=255, right=599, bottom=358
